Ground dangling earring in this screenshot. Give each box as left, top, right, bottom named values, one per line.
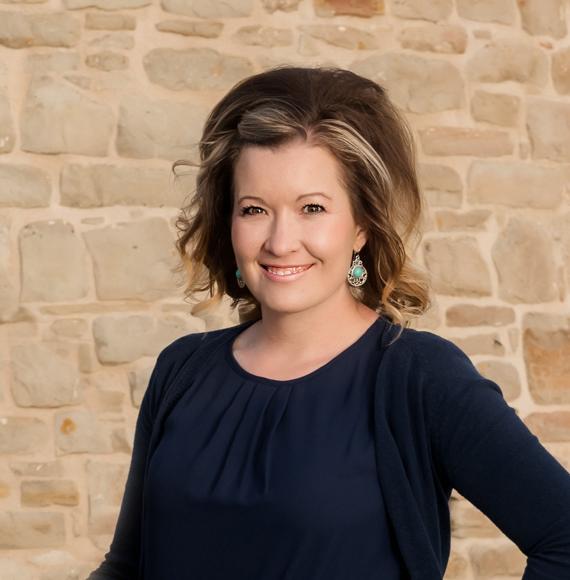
left=236, top=268, right=246, bottom=288
left=347, top=251, right=368, bottom=287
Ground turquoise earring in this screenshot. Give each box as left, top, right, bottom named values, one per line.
left=236, top=268, right=246, bottom=288
left=347, top=251, right=367, bottom=287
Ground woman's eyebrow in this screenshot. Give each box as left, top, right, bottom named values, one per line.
left=237, top=192, right=332, bottom=203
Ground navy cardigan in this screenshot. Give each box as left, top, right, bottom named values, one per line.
left=88, top=317, right=570, bottom=579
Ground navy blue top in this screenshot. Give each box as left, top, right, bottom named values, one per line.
left=144, top=316, right=405, bottom=579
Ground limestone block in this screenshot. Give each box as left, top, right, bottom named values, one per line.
left=423, top=236, right=492, bottom=296
left=445, top=304, right=515, bottom=327
left=467, top=161, right=565, bottom=209
left=390, top=0, right=452, bottom=22
left=0, top=511, right=65, bottom=548
left=54, top=409, right=114, bottom=454
left=527, top=98, right=570, bottom=162
left=518, top=0, right=567, bottom=39
left=470, top=90, right=519, bottom=126
left=350, top=52, right=464, bottom=113
left=64, top=0, right=150, bottom=9
left=21, top=479, right=80, bottom=507
left=475, top=360, right=521, bottom=401
left=20, top=75, right=114, bottom=156
left=492, top=218, right=557, bottom=304
left=456, top=0, right=515, bottom=24
left=10, top=341, right=82, bottom=408
left=156, top=19, right=223, bottom=37
left=19, top=220, right=90, bottom=302
left=82, top=218, right=179, bottom=301
left=143, top=47, right=254, bottom=91
left=85, top=12, right=136, bottom=30
left=0, top=90, right=14, bottom=153
left=0, top=416, right=49, bottom=454
left=419, top=126, right=512, bottom=157
left=0, top=163, right=51, bottom=207
left=0, top=11, right=80, bottom=49
left=233, top=25, right=293, bottom=47
left=116, top=94, right=208, bottom=161
left=398, top=23, right=467, bottom=53
left=161, top=0, right=253, bottom=17
left=128, top=364, right=152, bottom=407
left=299, top=25, right=378, bottom=50
left=552, top=47, right=570, bottom=95
left=262, top=0, right=301, bottom=12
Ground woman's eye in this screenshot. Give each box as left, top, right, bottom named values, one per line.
left=239, top=205, right=263, bottom=216
left=303, top=203, right=325, bottom=214
left=239, top=204, right=325, bottom=216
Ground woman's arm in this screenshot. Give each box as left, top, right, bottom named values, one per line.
left=431, top=346, right=570, bottom=579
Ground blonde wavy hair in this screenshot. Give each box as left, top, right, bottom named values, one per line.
left=172, top=65, right=432, bottom=342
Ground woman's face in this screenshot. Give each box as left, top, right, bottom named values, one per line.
left=230, top=138, right=367, bottom=317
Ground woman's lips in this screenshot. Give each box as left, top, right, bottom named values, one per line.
left=260, top=263, right=313, bottom=281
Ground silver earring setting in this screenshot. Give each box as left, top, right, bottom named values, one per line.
left=235, top=268, right=246, bottom=288
left=347, top=252, right=368, bottom=287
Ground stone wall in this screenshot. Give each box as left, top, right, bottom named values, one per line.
left=0, top=0, right=569, bottom=578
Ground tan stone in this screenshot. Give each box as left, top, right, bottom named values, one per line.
left=418, top=163, right=462, bottom=208
left=25, top=51, right=81, bottom=74
left=0, top=416, right=48, bottom=454
left=65, top=0, right=150, bottom=8
left=446, top=304, right=515, bottom=327
left=0, top=511, right=65, bottom=548
left=350, top=53, right=464, bottom=113
left=0, top=163, right=51, bottom=208
left=61, top=163, right=185, bottom=208
left=19, top=220, right=90, bottom=302
left=128, top=365, right=153, bottom=407
left=552, top=47, right=570, bottom=95
left=231, top=25, right=292, bottom=47
left=444, top=550, right=469, bottom=578
left=10, top=341, right=82, bottom=408
left=21, top=479, right=79, bottom=507
left=82, top=218, right=179, bottom=301
left=448, top=333, right=506, bottom=356
left=0, top=11, right=80, bottom=49
left=116, top=94, right=209, bottom=161
left=518, top=0, right=567, bottom=39
left=492, top=218, right=557, bottom=303
left=456, top=0, right=515, bottom=24
left=88, top=32, right=134, bottom=49
left=9, top=461, right=63, bottom=477
left=423, top=236, right=492, bottom=296
left=470, top=543, right=525, bottom=577
left=50, top=318, right=88, bottom=338
left=0, top=90, right=15, bottom=153
left=434, top=210, right=491, bottom=232
left=85, top=12, right=136, bottom=30
left=419, top=126, right=512, bottom=157
left=470, top=90, right=519, bottom=126
left=450, top=498, right=502, bottom=538
left=20, top=75, right=113, bottom=156
left=522, top=315, right=570, bottom=404
left=143, top=47, right=254, bottom=91
left=467, top=161, right=565, bottom=209
left=161, top=0, right=253, bottom=17
left=467, top=39, right=548, bottom=86
left=0, top=560, right=34, bottom=579
left=262, top=0, right=301, bottom=12
left=156, top=19, right=223, bottom=37
left=390, top=0, right=451, bottom=21
left=300, top=24, right=378, bottom=50
left=85, top=50, right=128, bottom=71
left=92, top=313, right=193, bottom=363
left=524, top=411, right=570, bottom=441
left=86, top=460, right=129, bottom=536
left=527, top=98, right=570, bottom=163
left=398, top=23, right=467, bottom=54
left=54, top=410, right=114, bottom=454
left=475, top=360, right=521, bottom=400
left=314, top=0, right=384, bottom=17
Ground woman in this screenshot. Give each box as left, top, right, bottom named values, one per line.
left=89, top=66, right=570, bottom=579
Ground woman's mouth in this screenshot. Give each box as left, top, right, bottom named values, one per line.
left=260, top=263, right=313, bottom=281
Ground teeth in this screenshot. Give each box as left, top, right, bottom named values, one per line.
left=266, top=265, right=309, bottom=276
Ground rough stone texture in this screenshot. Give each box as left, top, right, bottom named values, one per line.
left=20, top=75, right=114, bottom=156
left=524, top=411, right=570, bottom=442
left=0, top=11, right=81, bottom=49
left=85, top=12, right=136, bottom=30
left=9, top=461, right=63, bottom=477
left=522, top=314, right=570, bottom=405
left=161, top=0, right=253, bottom=17
left=434, top=209, right=490, bottom=231
left=518, top=0, right=567, bottom=39
left=526, top=98, right=570, bottom=162
left=156, top=19, right=223, bottom=37
left=390, top=0, right=451, bottom=22
left=466, top=39, right=548, bottom=87
left=449, top=332, right=506, bottom=356
left=25, top=51, right=81, bottom=74
left=54, top=409, right=116, bottom=454
left=445, top=304, right=515, bottom=327
left=143, top=47, right=254, bottom=91
left=0, top=218, right=19, bottom=320
left=470, top=90, right=519, bottom=126
left=82, top=218, right=179, bottom=301
left=60, top=163, right=186, bottom=208
left=128, top=364, right=153, bottom=407
left=64, top=0, right=150, bottom=9
left=350, top=53, right=463, bottom=113
left=19, top=220, right=90, bottom=302
left=492, top=218, right=557, bottom=304
left=423, top=236, right=492, bottom=297
left=92, top=313, right=192, bottom=363
left=398, top=23, right=467, bottom=53
left=0, top=417, right=48, bottom=454
left=21, top=480, right=80, bottom=507
left=0, top=163, right=51, bottom=208
left=0, top=511, right=65, bottom=548
left=470, top=544, right=525, bottom=577
left=417, top=163, right=462, bottom=208
left=552, top=47, right=570, bottom=95
left=456, top=0, right=515, bottom=24
left=10, top=341, right=81, bottom=408
left=300, top=24, right=378, bottom=50
left=262, top=0, right=301, bottom=12
left=475, top=360, right=521, bottom=401
left=85, top=50, right=129, bottom=71
left=0, top=88, right=15, bottom=153
left=419, top=126, right=513, bottom=157
left=116, top=94, right=208, bottom=161
left=314, top=0, right=384, bottom=17
left=467, top=161, right=565, bottom=209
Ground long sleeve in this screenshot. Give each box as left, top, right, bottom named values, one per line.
left=429, top=340, right=570, bottom=579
